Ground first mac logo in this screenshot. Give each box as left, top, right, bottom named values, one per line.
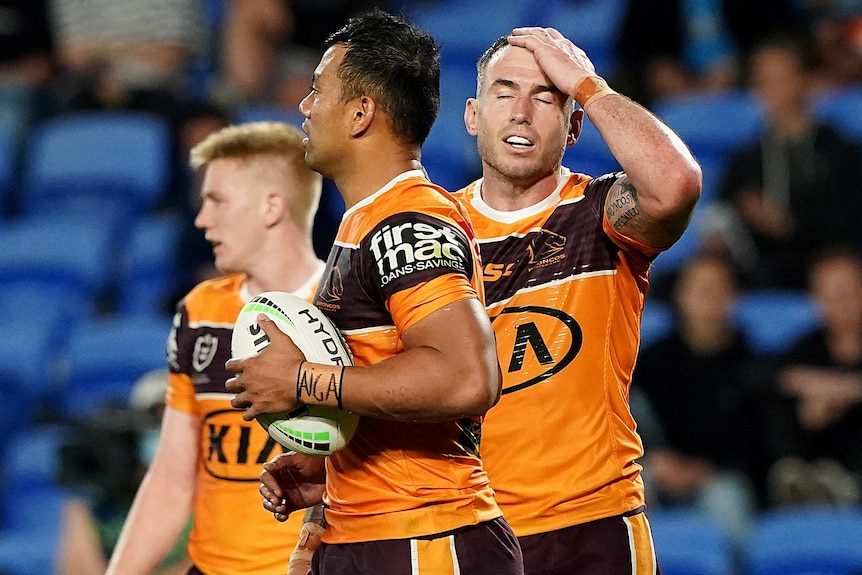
left=369, top=219, right=468, bottom=286
left=491, top=305, right=583, bottom=394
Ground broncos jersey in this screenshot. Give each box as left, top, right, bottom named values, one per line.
left=311, top=169, right=502, bottom=544
left=454, top=168, right=661, bottom=537
left=167, top=271, right=320, bottom=575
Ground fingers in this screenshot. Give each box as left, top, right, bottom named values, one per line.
left=225, top=356, right=243, bottom=374
left=256, top=313, right=280, bottom=338
left=225, top=374, right=243, bottom=394
left=510, top=26, right=564, bottom=43
left=263, top=451, right=296, bottom=471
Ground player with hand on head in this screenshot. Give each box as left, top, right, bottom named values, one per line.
left=227, top=9, right=522, bottom=575
left=105, top=121, right=325, bottom=575
left=455, top=27, right=701, bottom=574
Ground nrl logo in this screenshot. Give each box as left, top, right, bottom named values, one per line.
left=192, top=334, right=218, bottom=372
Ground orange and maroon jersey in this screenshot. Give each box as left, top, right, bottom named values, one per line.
left=312, top=170, right=502, bottom=544
left=167, top=271, right=320, bottom=575
left=455, top=169, right=662, bottom=537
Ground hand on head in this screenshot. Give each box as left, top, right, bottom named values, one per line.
left=507, top=27, right=599, bottom=97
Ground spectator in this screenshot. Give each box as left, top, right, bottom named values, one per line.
left=764, top=245, right=862, bottom=507
left=0, top=0, right=55, bottom=89
left=216, top=0, right=386, bottom=110
left=802, top=0, right=862, bottom=89
left=633, top=254, right=769, bottom=547
left=46, top=0, right=209, bottom=132
left=706, top=32, right=862, bottom=289
left=615, top=0, right=808, bottom=104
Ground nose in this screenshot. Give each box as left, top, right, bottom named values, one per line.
left=299, top=92, right=312, bottom=118
left=510, top=96, right=532, bottom=124
left=194, top=202, right=208, bottom=230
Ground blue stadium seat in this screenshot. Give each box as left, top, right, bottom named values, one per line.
left=653, top=91, right=764, bottom=166
left=117, top=212, right=184, bottom=315
left=408, top=0, right=535, bottom=65
left=649, top=509, right=735, bottom=575
left=0, top=85, right=34, bottom=151
left=0, top=526, right=60, bottom=575
left=21, top=111, right=172, bottom=225
left=641, top=298, right=675, bottom=350
left=0, top=314, right=66, bottom=405
left=0, top=425, right=66, bottom=529
left=234, top=105, right=305, bottom=128
left=0, top=131, right=14, bottom=214
left=423, top=62, right=481, bottom=191
left=533, top=0, right=627, bottom=74
left=564, top=118, right=620, bottom=177
left=56, top=312, right=172, bottom=418
left=813, top=84, right=862, bottom=144
left=731, top=289, right=821, bottom=355
left=0, top=213, right=116, bottom=313
left=746, top=506, right=862, bottom=575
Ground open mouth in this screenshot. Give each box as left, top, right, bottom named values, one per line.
left=505, top=135, right=534, bottom=149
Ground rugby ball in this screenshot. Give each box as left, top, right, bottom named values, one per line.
left=231, top=291, right=358, bottom=457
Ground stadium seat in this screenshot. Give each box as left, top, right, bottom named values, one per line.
left=0, top=213, right=116, bottom=313
left=55, top=312, right=172, bottom=418
left=813, top=85, right=862, bottom=144
left=0, top=85, right=34, bottom=151
left=533, top=0, right=627, bottom=74
left=21, top=111, right=172, bottom=225
left=653, top=91, right=764, bottom=166
left=423, top=62, right=482, bottom=191
left=117, top=212, right=184, bottom=315
left=648, top=509, right=735, bottom=575
left=234, top=105, right=305, bottom=128
left=731, top=289, right=821, bottom=355
left=0, top=526, right=60, bottom=575
left=408, top=0, right=535, bottom=65
left=745, top=506, right=862, bottom=575
left=0, top=425, right=65, bottom=529
left=641, top=298, right=675, bottom=350
left=565, top=118, right=620, bottom=177
left=0, top=131, right=14, bottom=214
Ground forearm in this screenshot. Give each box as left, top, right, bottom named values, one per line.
left=583, top=83, right=701, bottom=244
left=299, top=299, right=500, bottom=422
left=105, top=468, right=194, bottom=575
left=318, top=348, right=495, bottom=421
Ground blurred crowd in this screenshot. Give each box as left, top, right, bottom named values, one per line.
left=0, top=0, right=861, bottom=573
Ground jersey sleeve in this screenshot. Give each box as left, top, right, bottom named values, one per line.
left=589, top=172, right=665, bottom=259
left=165, top=302, right=197, bottom=413
left=358, top=210, right=478, bottom=335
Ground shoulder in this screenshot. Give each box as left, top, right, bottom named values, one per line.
left=182, top=274, right=243, bottom=308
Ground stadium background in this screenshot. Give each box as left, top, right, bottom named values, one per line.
left=0, top=0, right=861, bottom=573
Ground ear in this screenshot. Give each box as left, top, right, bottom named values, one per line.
left=264, top=191, right=287, bottom=228
left=566, top=108, right=584, bottom=147
left=464, top=98, right=478, bottom=136
left=350, top=96, right=375, bottom=137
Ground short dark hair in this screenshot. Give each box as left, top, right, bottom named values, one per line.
left=326, top=9, right=440, bottom=147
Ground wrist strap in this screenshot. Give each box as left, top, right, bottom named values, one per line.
left=573, top=75, right=616, bottom=111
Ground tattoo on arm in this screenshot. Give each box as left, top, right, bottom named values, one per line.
left=303, top=503, right=327, bottom=529
left=606, top=176, right=648, bottom=234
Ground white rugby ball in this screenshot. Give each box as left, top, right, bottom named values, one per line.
left=231, top=291, right=358, bottom=457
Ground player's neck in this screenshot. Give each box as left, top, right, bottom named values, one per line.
left=334, top=142, right=423, bottom=208
left=244, top=241, right=321, bottom=297
left=480, top=168, right=561, bottom=211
